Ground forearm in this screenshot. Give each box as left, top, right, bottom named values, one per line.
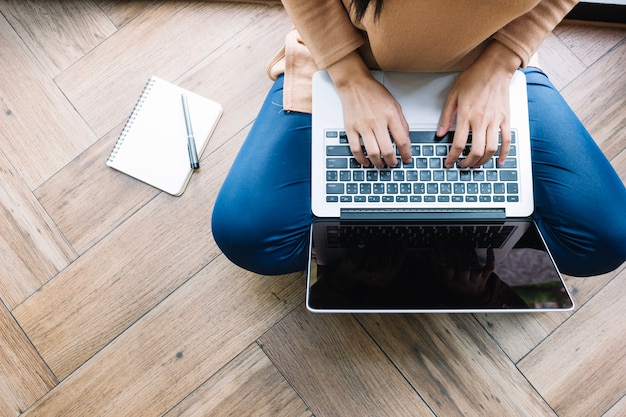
left=281, top=0, right=364, bottom=68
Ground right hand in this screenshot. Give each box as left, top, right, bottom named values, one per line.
left=327, top=52, right=411, bottom=169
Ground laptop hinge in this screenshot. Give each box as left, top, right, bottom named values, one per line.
left=340, top=208, right=506, bottom=220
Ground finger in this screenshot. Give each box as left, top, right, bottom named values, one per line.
left=476, top=124, right=499, bottom=167
left=438, top=90, right=457, bottom=138
left=448, top=124, right=470, bottom=168
left=461, top=127, right=485, bottom=168
left=346, top=128, right=371, bottom=167
left=375, top=126, right=398, bottom=167
left=361, top=130, right=385, bottom=168
left=389, top=112, right=411, bottom=164
left=498, top=120, right=511, bottom=167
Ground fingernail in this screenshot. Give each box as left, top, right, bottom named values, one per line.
left=436, top=126, right=445, bottom=137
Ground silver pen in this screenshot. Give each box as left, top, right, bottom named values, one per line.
left=181, top=93, right=199, bottom=169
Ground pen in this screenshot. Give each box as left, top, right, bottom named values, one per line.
left=181, top=93, right=200, bottom=169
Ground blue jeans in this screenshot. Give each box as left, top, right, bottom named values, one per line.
left=212, top=69, right=626, bottom=277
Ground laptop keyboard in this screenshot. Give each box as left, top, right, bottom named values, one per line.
left=326, top=223, right=516, bottom=249
left=324, top=130, right=520, bottom=204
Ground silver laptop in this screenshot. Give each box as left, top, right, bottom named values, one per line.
left=307, top=70, right=574, bottom=313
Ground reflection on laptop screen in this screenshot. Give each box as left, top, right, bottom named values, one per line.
left=307, top=219, right=573, bottom=312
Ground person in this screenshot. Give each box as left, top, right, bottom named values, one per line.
left=212, top=0, right=626, bottom=277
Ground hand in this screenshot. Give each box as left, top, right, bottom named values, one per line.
left=327, top=52, right=411, bottom=169
left=439, top=41, right=522, bottom=168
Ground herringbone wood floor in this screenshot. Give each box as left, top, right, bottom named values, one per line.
left=0, top=1, right=624, bottom=416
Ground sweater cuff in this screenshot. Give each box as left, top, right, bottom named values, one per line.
left=493, top=0, right=578, bottom=68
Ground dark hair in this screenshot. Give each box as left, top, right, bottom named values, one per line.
left=352, top=0, right=385, bottom=21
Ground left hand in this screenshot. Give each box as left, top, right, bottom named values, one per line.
left=438, top=41, right=522, bottom=168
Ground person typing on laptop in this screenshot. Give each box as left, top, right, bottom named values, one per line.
left=212, top=0, right=626, bottom=278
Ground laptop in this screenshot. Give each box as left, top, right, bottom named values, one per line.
left=307, top=70, right=574, bottom=313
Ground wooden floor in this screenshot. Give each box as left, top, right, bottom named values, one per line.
left=0, top=1, right=624, bottom=416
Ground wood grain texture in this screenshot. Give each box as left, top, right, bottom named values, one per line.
left=561, top=39, right=626, bottom=161
left=554, top=21, right=626, bottom=67
left=95, top=0, right=154, bottom=27
left=0, top=151, right=76, bottom=309
left=536, top=32, right=587, bottom=90
left=474, top=270, right=618, bottom=363
left=0, top=0, right=116, bottom=77
left=55, top=1, right=268, bottom=138
left=0, top=15, right=97, bottom=189
left=14, top=126, right=251, bottom=380
left=602, top=394, right=626, bottom=417
left=0, top=2, right=623, bottom=416
left=163, top=344, right=312, bottom=417
left=20, top=261, right=302, bottom=416
left=35, top=5, right=290, bottom=254
left=519, top=269, right=626, bottom=417
left=0, top=303, right=57, bottom=417
left=259, top=305, right=436, bottom=417
left=358, top=314, right=558, bottom=416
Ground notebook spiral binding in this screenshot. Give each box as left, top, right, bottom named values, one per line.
left=106, top=77, right=156, bottom=164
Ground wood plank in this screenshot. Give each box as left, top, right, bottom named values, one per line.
left=518, top=269, right=626, bottom=417
left=0, top=0, right=116, bottom=77
left=474, top=269, right=618, bottom=363
left=554, top=21, right=626, bottom=67
left=0, top=150, right=76, bottom=309
left=474, top=312, right=569, bottom=363
left=14, top=123, right=252, bottom=380
left=34, top=123, right=161, bottom=254
left=163, top=344, right=311, bottom=417
left=0, top=302, right=57, bottom=417
left=35, top=4, right=291, bottom=254
left=55, top=1, right=272, bottom=138
left=19, top=261, right=303, bottom=416
left=0, top=15, right=98, bottom=189
left=357, top=314, right=557, bottom=416
left=603, top=394, right=626, bottom=417
left=536, top=32, right=586, bottom=90
left=95, top=0, right=155, bottom=27
left=561, top=39, right=626, bottom=161
left=258, top=306, right=435, bottom=417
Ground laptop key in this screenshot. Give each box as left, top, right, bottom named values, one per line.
left=326, top=183, right=344, bottom=194
left=327, top=158, right=348, bottom=169
left=326, top=145, right=352, bottom=156
left=498, top=158, right=517, bottom=168
left=500, top=170, right=518, bottom=181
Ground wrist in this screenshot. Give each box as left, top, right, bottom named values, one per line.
left=480, top=40, right=523, bottom=76
left=326, top=50, right=372, bottom=89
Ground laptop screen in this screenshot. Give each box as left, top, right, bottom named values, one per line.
left=307, top=219, right=573, bottom=312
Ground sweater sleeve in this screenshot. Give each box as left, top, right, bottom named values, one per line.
left=281, top=0, right=365, bottom=68
left=493, top=0, right=578, bottom=67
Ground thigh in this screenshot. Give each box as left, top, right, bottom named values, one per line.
left=212, top=76, right=314, bottom=274
left=524, top=67, right=626, bottom=276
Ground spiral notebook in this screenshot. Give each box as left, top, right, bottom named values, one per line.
left=106, top=76, right=222, bottom=196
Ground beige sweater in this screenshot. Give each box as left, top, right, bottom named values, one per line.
left=268, top=0, right=578, bottom=113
